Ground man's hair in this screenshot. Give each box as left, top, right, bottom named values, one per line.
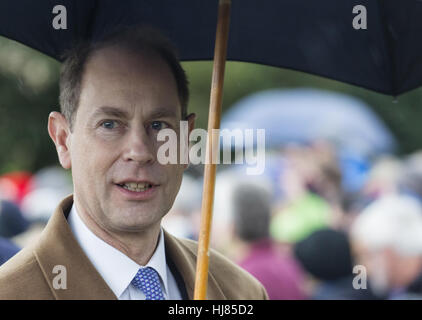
left=351, top=195, right=422, bottom=256
left=59, top=26, right=189, bottom=130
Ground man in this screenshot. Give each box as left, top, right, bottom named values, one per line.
left=294, top=228, right=379, bottom=299
left=350, top=194, right=422, bottom=299
left=0, top=27, right=268, bottom=300
left=231, top=182, right=305, bottom=300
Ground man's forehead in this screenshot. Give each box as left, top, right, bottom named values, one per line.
left=85, top=45, right=165, bottom=75
left=78, top=45, right=182, bottom=120
left=81, top=45, right=179, bottom=99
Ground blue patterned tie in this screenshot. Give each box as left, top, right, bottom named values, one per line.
left=131, top=267, right=165, bottom=300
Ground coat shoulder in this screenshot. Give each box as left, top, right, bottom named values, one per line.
left=0, top=244, right=53, bottom=299
left=175, top=237, right=268, bottom=300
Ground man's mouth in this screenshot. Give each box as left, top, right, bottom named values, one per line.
left=117, top=182, right=154, bottom=192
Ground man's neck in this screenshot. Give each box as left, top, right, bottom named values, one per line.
left=73, top=198, right=161, bottom=266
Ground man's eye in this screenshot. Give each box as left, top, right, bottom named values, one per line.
left=101, top=120, right=117, bottom=130
left=151, top=121, right=169, bottom=131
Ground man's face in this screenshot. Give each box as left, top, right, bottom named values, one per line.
left=63, top=46, right=191, bottom=234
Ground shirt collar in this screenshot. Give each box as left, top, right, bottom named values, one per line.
left=67, top=204, right=169, bottom=298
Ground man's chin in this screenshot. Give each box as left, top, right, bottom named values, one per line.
left=108, top=220, right=161, bottom=234
left=106, top=209, right=163, bottom=232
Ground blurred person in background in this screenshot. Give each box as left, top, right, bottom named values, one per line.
left=270, top=145, right=334, bottom=244
left=0, top=199, right=30, bottom=239
left=208, top=169, right=244, bottom=257
left=21, top=166, right=73, bottom=224
left=362, top=156, right=402, bottom=199
left=161, top=174, right=201, bottom=240
left=294, top=228, right=379, bottom=299
left=340, top=190, right=373, bottom=232
left=0, top=172, right=34, bottom=206
left=13, top=166, right=74, bottom=248
left=0, top=200, right=26, bottom=266
left=302, top=142, right=344, bottom=209
left=232, top=182, right=306, bottom=300
left=0, top=237, right=19, bottom=266
left=339, top=155, right=402, bottom=232
left=351, top=195, right=422, bottom=299
left=398, top=151, right=422, bottom=200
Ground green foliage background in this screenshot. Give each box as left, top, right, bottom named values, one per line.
left=1, top=36, right=422, bottom=174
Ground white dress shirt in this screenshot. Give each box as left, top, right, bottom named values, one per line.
left=67, top=205, right=182, bottom=300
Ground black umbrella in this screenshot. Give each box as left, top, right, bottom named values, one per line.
left=1, top=0, right=422, bottom=95
left=1, top=0, right=422, bottom=299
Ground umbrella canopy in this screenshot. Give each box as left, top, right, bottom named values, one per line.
left=0, top=0, right=422, bottom=95
left=221, top=88, right=397, bottom=157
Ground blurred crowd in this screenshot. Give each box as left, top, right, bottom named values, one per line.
left=2, top=130, right=422, bottom=300
left=163, top=142, right=422, bottom=300
left=0, top=167, right=72, bottom=263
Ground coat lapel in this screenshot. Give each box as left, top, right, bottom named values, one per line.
left=33, top=195, right=116, bottom=300
left=163, top=230, right=227, bottom=300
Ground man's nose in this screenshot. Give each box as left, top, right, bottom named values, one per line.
left=122, top=127, right=155, bottom=165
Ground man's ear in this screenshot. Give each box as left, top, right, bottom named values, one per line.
left=48, top=111, right=72, bottom=169
left=184, top=113, right=196, bottom=170
left=186, top=113, right=196, bottom=134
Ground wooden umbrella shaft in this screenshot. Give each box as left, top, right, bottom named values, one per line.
left=193, top=0, right=231, bottom=300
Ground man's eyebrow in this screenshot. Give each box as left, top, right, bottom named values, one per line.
left=90, top=106, right=130, bottom=119
left=148, top=108, right=180, bottom=119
